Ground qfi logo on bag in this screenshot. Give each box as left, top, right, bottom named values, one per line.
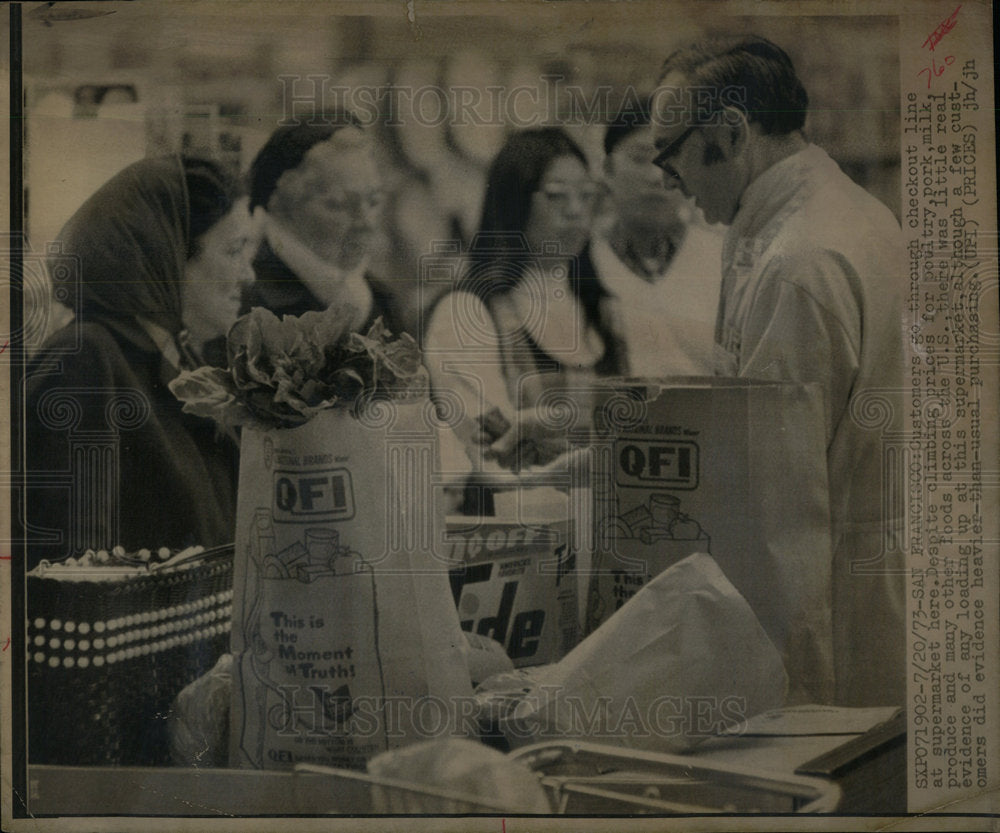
left=272, top=468, right=356, bottom=523
left=615, top=439, right=699, bottom=489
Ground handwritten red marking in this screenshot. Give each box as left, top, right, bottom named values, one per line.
left=918, top=54, right=957, bottom=88
left=501, top=819, right=506, bottom=833
left=0, top=340, right=8, bottom=354
left=0, top=555, right=10, bottom=561
left=923, top=5, right=961, bottom=50
left=2, top=637, right=9, bottom=652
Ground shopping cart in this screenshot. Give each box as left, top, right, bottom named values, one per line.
left=295, top=739, right=841, bottom=814
left=510, top=741, right=841, bottom=814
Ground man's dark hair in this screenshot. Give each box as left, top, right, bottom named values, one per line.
left=659, top=35, right=808, bottom=135
left=247, top=109, right=363, bottom=211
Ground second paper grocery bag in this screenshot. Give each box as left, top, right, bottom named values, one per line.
left=229, top=405, right=473, bottom=771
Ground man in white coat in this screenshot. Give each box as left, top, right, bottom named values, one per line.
left=653, top=36, right=905, bottom=707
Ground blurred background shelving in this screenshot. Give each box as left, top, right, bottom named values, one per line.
left=20, top=1, right=901, bottom=348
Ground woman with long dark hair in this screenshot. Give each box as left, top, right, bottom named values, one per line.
left=25, top=156, right=255, bottom=568
left=425, top=127, right=627, bottom=485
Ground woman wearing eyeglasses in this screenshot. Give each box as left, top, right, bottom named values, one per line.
left=241, top=116, right=402, bottom=335
left=425, top=128, right=628, bottom=504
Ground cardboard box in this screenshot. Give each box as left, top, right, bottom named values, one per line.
left=585, top=378, right=834, bottom=701
left=446, top=513, right=579, bottom=667
left=588, top=495, right=711, bottom=622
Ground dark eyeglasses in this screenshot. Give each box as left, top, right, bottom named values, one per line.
left=651, top=126, right=699, bottom=176
left=537, top=183, right=602, bottom=208
left=321, top=189, right=385, bottom=216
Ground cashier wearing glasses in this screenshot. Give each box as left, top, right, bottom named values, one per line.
left=242, top=113, right=401, bottom=334
left=425, top=128, right=628, bottom=493
left=653, top=36, right=905, bottom=707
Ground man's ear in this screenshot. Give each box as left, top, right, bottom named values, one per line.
left=722, top=106, right=751, bottom=155
left=702, top=108, right=749, bottom=163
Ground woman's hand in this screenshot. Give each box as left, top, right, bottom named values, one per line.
left=484, top=406, right=568, bottom=472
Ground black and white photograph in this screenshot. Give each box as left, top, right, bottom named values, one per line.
left=2, top=1, right=997, bottom=829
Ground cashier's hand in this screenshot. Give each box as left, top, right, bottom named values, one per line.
left=485, top=406, right=567, bottom=472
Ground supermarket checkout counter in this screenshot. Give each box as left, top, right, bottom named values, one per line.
left=24, top=707, right=905, bottom=816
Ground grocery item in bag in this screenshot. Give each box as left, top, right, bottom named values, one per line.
left=169, top=653, right=233, bottom=768
left=368, top=738, right=552, bottom=814
left=502, top=553, right=787, bottom=753
left=229, top=402, right=473, bottom=770
left=446, top=505, right=578, bottom=668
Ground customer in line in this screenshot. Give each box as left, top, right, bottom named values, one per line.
left=242, top=112, right=403, bottom=335
left=424, top=127, right=627, bottom=497
left=26, top=156, right=255, bottom=568
left=592, top=97, right=724, bottom=376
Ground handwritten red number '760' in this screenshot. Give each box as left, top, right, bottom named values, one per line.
left=919, top=55, right=956, bottom=89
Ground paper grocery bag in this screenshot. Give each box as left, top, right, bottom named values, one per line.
left=229, top=402, right=473, bottom=771
left=585, top=378, right=834, bottom=703
left=502, top=553, right=787, bottom=754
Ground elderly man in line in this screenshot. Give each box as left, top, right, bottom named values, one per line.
left=242, top=113, right=401, bottom=334
left=652, top=36, right=905, bottom=707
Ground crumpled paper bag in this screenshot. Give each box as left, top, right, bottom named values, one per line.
left=501, top=552, right=787, bottom=753
left=168, top=653, right=233, bottom=768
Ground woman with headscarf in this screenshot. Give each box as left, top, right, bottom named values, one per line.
left=424, top=128, right=628, bottom=507
left=25, top=156, right=255, bottom=569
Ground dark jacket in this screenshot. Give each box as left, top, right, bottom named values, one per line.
left=25, top=317, right=239, bottom=569
left=242, top=240, right=402, bottom=334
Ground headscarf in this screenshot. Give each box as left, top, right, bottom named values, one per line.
left=53, top=156, right=190, bottom=335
